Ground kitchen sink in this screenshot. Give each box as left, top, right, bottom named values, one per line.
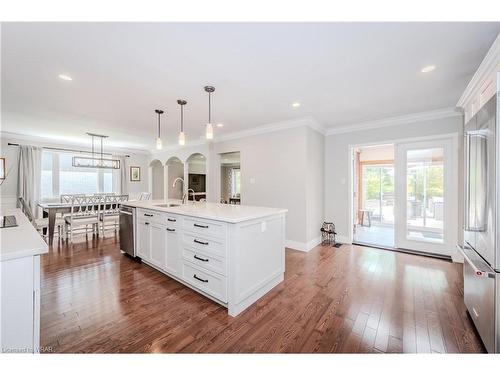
left=154, top=204, right=181, bottom=208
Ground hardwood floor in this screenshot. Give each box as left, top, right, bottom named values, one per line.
left=40, top=234, right=485, bottom=353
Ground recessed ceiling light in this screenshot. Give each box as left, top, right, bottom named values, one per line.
left=216, top=123, right=224, bottom=127
left=292, top=102, right=301, bottom=108
left=421, top=65, right=436, bottom=73
left=58, top=74, right=73, bottom=81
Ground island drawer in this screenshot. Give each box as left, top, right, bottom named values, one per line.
left=182, top=261, right=227, bottom=303
left=137, top=209, right=165, bottom=223
left=182, top=232, right=225, bottom=258
left=164, top=214, right=179, bottom=228
left=182, top=217, right=226, bottom=239
left=182, top=247, right=226, bottom=276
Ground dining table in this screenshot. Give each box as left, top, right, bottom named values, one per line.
left=37, top=202, right=73, bottom=245
left=38, top=200, right=125, bottom=245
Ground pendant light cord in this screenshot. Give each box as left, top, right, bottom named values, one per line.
left=208, top=92, right=211, bottom=124
left=158, top=112, right=161, bottom=138
left=181, top=104, right=184, bottom=132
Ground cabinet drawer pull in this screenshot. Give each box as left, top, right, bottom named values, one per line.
left=144, top=213, right=153, bottom=217
left=194, top=255, right=209, bottom=262
left=194, top=223, right=209, bottom=228
left=145, top=222, right=150, bottom=225
left=194, top=239, right=209, bottom=245
left=166, top=228, right=175, bottom=232
left=167, top=218, right=176, bottom=222
left=193, top=274, right=208, bottom=283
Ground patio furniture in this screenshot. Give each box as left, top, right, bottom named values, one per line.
left=359, top=209, right=372, bottom=227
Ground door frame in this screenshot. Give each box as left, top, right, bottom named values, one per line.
left=394, top=138, right=456, bottom=256
left=347, top=132, right=460, bottom=259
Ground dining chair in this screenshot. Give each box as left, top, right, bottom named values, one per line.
left=93, top=192, right=115, bottom=197
left=100, top=194, right=129, bottom=237
left=139, top=192, right=152, bottom=201
left=60, top=194, right=86, bottom=203
left=64, top=195, right=103, bottom=243
left=18, top=197, right=66, bottom=239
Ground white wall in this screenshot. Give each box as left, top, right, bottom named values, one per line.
left=167, top=160, right=184, bottom=199
left=305, top=127, right=325, bottom=248
left=150, top=160, right=164, bottom=200
left=122, top=154, right=150, bottom=199
left=324, top=115, right=463, bottom=243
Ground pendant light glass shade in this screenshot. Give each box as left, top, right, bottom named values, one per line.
left=178, top=131, right=185, bottom=146
left=205, top=123, right=213, bottom=140
left=156, top=137, right=162, bottom=150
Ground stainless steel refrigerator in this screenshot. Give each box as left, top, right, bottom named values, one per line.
left=459, top=91, right=499, bottom=353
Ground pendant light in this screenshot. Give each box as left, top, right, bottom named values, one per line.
left=72, top=133, right=120, bottom=169
left=204, top=86, right=215, bottom=140
left=154, top=109, right=164, bottom=150
left=177, top=99, right=187, bottom=146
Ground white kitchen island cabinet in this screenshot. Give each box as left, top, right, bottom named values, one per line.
left=1, top=209, right=48, bottom=354
left=124, top=201, right=287, bottom=317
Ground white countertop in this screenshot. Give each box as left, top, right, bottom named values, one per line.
left=0, top=208, right=48, bottom=262
left=123, top=200, right=287, bottom=223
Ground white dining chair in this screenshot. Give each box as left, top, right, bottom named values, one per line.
left=139, top=192, right=152, bottom=201
left=18, top=197, right=66, bottom=239
left=100, top=194, right=129, bottom=237
left=64, top=195, right=103, bottom=243
left=60, top=194, right=86, bottom=203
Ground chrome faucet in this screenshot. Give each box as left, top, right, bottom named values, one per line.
left=172, top=177, right=184, bottom=188
left=182, top=188, right=195, bottom=204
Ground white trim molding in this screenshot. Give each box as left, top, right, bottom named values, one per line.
left=285, top=236, right=322, bottom=252
left=325, top=107, right=462, bottom=136
left=149, top=116, right=327, bottom=153
left=457, top=33, right=500, bottom=108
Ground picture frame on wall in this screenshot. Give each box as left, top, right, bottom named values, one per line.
left=130, top=166, right=141, bottom=181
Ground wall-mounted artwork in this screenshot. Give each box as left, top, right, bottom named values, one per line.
left=130, top=166, right=140, bottom=181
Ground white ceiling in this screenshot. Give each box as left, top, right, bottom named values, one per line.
left=1, top=22, right=499, bottom=151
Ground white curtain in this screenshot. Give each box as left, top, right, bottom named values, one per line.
left=17, top=145, right=42, bottom=218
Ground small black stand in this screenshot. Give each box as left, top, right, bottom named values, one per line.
left=321, top=222, right=341, bottom=247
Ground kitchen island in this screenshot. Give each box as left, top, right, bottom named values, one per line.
left=1, top=208, right=48, bottom=353
left=122, top=200, right=287, bottom=316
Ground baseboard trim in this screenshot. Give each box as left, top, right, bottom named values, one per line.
left=285, top=236, right=322, bottom=252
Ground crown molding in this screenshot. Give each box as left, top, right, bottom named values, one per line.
left=457, top=32, right=500, bottom=108
left=148, top=116, right=326, bottom=152
left=0, top=131, right=151, bottom=155
left=325, top=107, right=462, bottom=136
left=215, top=116, right=326, bottom=143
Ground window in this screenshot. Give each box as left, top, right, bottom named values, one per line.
left=231, top=168, right=241, bottom=197
left=362, top=164, right=394, bottom=224
left=41, top=151, right=120, bottom=201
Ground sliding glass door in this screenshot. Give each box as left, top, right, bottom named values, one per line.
left=394, top=139, right=454, bottom=255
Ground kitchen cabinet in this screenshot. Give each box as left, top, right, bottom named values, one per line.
left=1, top=209, right=47, bottom=353
left=458, top=35, right=499, bottom=123
left=150, top=223, right=166, bottom=269
left=136, top=220, right=151, bottom=260
left=165, top=227, right=180, bottom=276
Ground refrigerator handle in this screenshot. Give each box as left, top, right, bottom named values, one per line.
left=456, top=245, right=495, bottom=278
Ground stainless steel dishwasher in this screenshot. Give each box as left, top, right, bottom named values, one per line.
left=119, top=205, right=136, bottom=257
